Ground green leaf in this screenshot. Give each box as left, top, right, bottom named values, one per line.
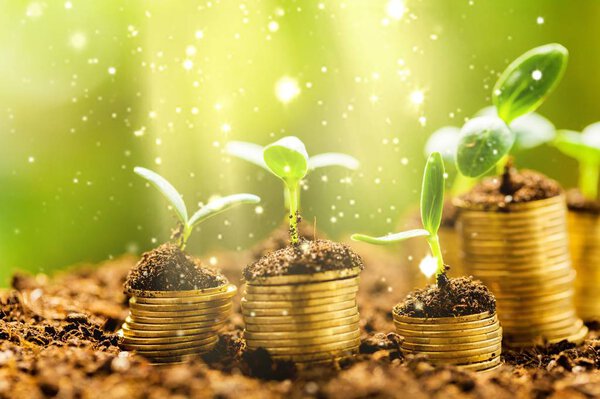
left=351, top=229, right=430, bottom=245
left=187, top=193, right=260, bottom=228
left=477, top=106, right=555, bottom=151
left=134, top=166, right=188, bottom=224
left=263, top=136, right=309, bottom=184
left=554, top=130, right=600, bottom=164
left=308, top=153, right=360, bottom=170
left=421, top=152, right=445, bottom=236
left=225, top=141, right=268, bottom=170
left=456, top=116, right=514, bottom=178
left=493, top=43, right=568, bottom=124
left=424, top=126, right=460, bottom=161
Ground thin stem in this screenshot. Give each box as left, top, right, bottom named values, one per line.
left=427, top=234, right=445, bottom=277
left=287, top=184, right=300, bottom=244
left=283, top=187, right=290, bottom=212
left=579, top=161, right=600, bottom=200
left=180, top=224, right=192, bottom=251
left=495, top=155, right=509, bottom=176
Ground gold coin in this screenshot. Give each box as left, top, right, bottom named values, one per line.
left=499, top=310, right=576, bottom=326
left=458, top=356, right=502, bottom=372
left=462, top=232, right=567, bottom=249
left=505, top=324, right=587, bottom=347
left=244, top=278, right=359, bottom=294
left=395, top=322, right=499, bottom=338
left=244, top=313, right=360, bottom=333
left=401, top=336, right=501, bottom=352
left=473, top=264, right=571, bottom=279
left=392, top=311, right=493, bottom=325
left=246, top=329, right=360, bottom=348
left=402, top=342, right=501, bottom=359
left=461, top=226, right=566, bottom=242
left=134, top=341, right=217, bottom=357
left=127, top=283, right=233, bottom=298
left=244, top=307, right=357, bottom=325
left=240, top=293, right=357, bottom=309
left=271, top=348, right=358, bottom=363
left=121, top=323, right=225, bottom=338
left=241, top=299, right=356, bottom=317
left=503, top=320, right=583, bottom=343
left=246, top=268, right=361, bottom=286
left=262, top=337, right=361, bottom=355
left=130, top=284, right=237, bottom=303
left=120, top=332, right=215, bottom=345
left=243, top=323, right=359, bottom=340
left=466, top=254, right=569, bottom=268
left=394, top=316, right=498, bottom=331
left=243, top=286, right=359, bottom=302
left=130, top=303, right=232, bottom=318
left=148, top=354, right=199, bottom=364
left=122, top=335, right=216, bottom=351
left=127, top=312, right=229, bottom=324
left=501, top=315, right=580, bottom=332
left=494, top=289, right=574, bottom=304
left=124, top=318, right=227, bottom=331
left=129, top=298, right=231, bottom=312
left=401, top=328, right=502, bottom=345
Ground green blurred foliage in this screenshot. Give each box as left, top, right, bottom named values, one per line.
left=1, top=0, right=599, bottom=286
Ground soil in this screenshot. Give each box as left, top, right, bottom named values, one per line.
left=566, top=188, right=600, bottom=214
left=394, top=277, right=496, bottom=318
left=457, top=169, right=562, bottom=211
left=244, top=239, right=364, bottom=281
left=124, top=243, right=226, bottom=292
left=251, top=221, right=324, bottom=261
left=1, top=249, right=600, bottom=398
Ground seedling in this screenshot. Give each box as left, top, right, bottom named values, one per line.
left=226, top=139, right=359, bottom=209
left=134, top=166, right=260, bottom=250
left=456, top=43, right=568, bottom=178
left=554, top=123, right=600, bottom=200
left=352, top=152, right=447, bottom=283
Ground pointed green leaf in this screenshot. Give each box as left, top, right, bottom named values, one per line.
left=188, top=193, right=260, bottom=228
left=263, top=136, right=309, bottom=184
left=134, top=166, right=188, bottom=224
left=308, top=153, right=360, bottom=171
left=351, top=229, right=430, bottom=245
left=456, top=116, right=514, bottom=178
left=225, top=141, right=268, bottom=170
left=424, top=126, right=460, bottom=161
left=421, top=152, right=445, bottom=236
left=493, top=43, right=568, bottom=124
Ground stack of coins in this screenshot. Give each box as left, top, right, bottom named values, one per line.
left=242, top=268, right=361, bottom=364
left=568, top=210, right=600, bottom=321
left=120, top=283, right=237, bottom=364
left=456, top=195, right=588, bottom=347
left=393, top=311, right=502, bottom=372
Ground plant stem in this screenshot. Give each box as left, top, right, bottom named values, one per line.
left=579, top=161, right=599, bottom=200
left=427, top=234, right=445, bottom=277
left=495, top=155, right=509, bottom=176
left=180, top=224, right=192, bottom=251
left=287, top=184, right=300, bottom=244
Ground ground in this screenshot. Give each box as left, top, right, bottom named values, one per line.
left=0, top=244, right=599, bottom=399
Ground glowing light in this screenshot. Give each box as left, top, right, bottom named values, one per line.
left=536, top=16, right=544, bottom=25
left=221, top=123, right=231, bottom=133
left=531, top=69, right=542, bottom=81
left=275, top=76, right=301, bottom=103
left=255, top=206, right=264, bottom=215
left=108, top=67, right=117, bottom=75
left=419, top=255, right=438, bottom=279
left=64, top=1, right=72, bottom=9
left=209, top=256, right=218, bottom=266
left=410, top=89, right=425, bottom=105
left=386, top=0, right=406, bottom=20
left=69, top=32, right=87, bottom=50
left=268, top=21, right=279, bottom=32
left=185, top=45, right=197, bottom=56
left=182, top=59, right=194, bottom=70
left=26, top=2, right=44, bottom=19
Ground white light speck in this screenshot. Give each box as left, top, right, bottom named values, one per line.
left=185, top=45, right=197, bottom=56
left=69, top=32, right=87, bottom=50
left=410, top=89, right=425, bottom=105
left=64, top=1, right=72, bottom=9
left=108, top=66, right=116, bottom=75
left=386, top=0, right=406, bottom=20
left=221, top=123, right=231, bottom=133
left=419, top=255, right=438, bottom=278
left=209, top=256, right=218, bottom=266
left=275, top=76, right=301, bottom=103
left=195, top=30, right=204, bottom=39
left=531, top=69, right=542, bottom=81
left=26, top=2, right=44, bottom=18
left=268, top=21, right=279, bottom=32
left=28, top=156, right=35, bottom=163
left=154, top=157, right=162, bottom=165
left=182, top=59, right=194, bottom=70
left=255, top=206, right=264, bottom=215
left=536, top=16, right=544, bottom=25
left=321, top=66, right=328, bottom=73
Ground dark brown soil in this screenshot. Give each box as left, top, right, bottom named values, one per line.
left=124, top=243, right=226, bottom=292
left=457, top=169, right=562, bottom=211
left=243, top=239, right=364, bottom=281
left=1, top=250, right=600, bottom=398
left=566, top=188, right=600, bottom=214
left=251, top=221, right=324, bottom=261
left=394, top=277, right=496, bottom=318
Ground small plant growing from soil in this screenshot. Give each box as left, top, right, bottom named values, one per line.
left=554, top=123, right=600, bottom=201
left=456, top=43, right=568, bottom=180
left=134, top=166, right=260, bottom=249
left=352, top=152, right=448, bottom=285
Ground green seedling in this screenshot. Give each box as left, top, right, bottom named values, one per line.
left=554, top=123, right=600, bottom=200
left=456, top=43, right=568, bottom=178
left=226, top=140, right=359, bottom=209
left=134, top=166, right=260, bottom=250
left=352, top=152, right=447, bottom=283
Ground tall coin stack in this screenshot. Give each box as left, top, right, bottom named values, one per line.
left=568, top=210, right=600, bottom=321
left=394, top=311, right=502, bottom=372
left=120, top=283, right=237, bottom=364
left=456, top=195, right=588, bottom=347
left=242, top=268, right=361, bottom=364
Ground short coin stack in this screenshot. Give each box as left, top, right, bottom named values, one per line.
left=568, top=210, right=600, bottom=321
left=393, top=311, right=502, bottom=372
left=456, top=195, right=588, bottom=347
left=120, top=283, right=237, bottom=364
left=242, top=268, right=361, bottom=364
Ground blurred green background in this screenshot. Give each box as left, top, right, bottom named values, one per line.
left=1, top=0, right=599, bottom=286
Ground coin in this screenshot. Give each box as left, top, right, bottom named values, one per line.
left=123, top=335, right=216, bottom=351
left=401, top=328, right=503, bottom=345
left=123, top=318, right=228, bottom=331
left=395, top=322, right=499, bottom=338
left=129, top=303, right=232, bottom=318
left=244, top=307, right=357, bottom=325
left=129, top=298, right=231, bottom=312
left=400, top=336, right=501, bottom=352
left=243, top=285, right=359, bottom=302
left=392, top=311, right=493, bottom=324
left=129, top=284, right=237, bottom=302
left=121, top=323, right=225, bottom=338
left=127, top=313, right=229, bottom=325
left=127, top=283, right=232, bottom=298
left=132, top=340, right=217, bottom=357
left=240, top=293, right=357, bottom=309
left=244, top=313, right=360, bottom=333
left=270, top=348, right=358, bottom=363
left=244, top=278, right=359, bottom=294
left=246, top=267, right=361, bottom=286
left=458, top=356, right=502, bottom=372
left=246, top=329, right=360, bottom=348
left=263, top=337, right=361, bottom=355
left=401, top=343, right=501, bottom=361
left=241, top=299, right=356, bottom=317
left=394, top=315, right=498, bottom=331
left=243, top=323, right=359, bottom=340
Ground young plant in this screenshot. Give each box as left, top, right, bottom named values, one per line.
left=134, top=166, right=260, bottom=250
left=261, top=136, right=310, bottom=244
left=554, top=123, right=600, bottom=200
left=352, top=152, right=448, bottom=284
left=456, top=43, right=568, bottom=178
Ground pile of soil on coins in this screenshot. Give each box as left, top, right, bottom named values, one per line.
left=124, top=243, right=226, bottom=292
left=0, top=248, right=599, bottom=398
left=566, top=188, right=600, bottom=214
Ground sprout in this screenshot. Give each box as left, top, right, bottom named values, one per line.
left=352, top=152, right=447, bottom=281
left=456, top=43, right=568, bottom=178
left=134, top=166, right=260, bottom=249
left=554, top=123, right=600, bottom=200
